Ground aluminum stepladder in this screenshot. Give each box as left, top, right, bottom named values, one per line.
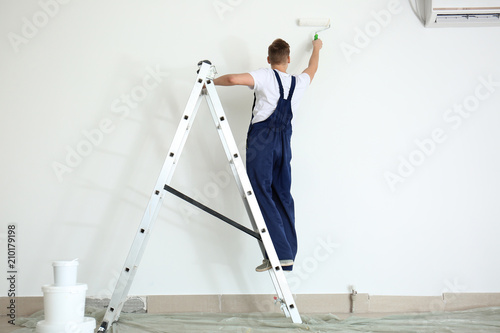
left=97, top=60, right=301, bottom=332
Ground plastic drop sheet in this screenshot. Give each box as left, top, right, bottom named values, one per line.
left=13, top=306, right=500, bottom=333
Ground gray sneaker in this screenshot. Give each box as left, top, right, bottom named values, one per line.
left=255, top=259, right=294, bottom=272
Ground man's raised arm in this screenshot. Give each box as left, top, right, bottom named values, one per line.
left=302, top=39, right=323, bottom=83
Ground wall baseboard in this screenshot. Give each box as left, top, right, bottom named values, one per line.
left=145, top=293, right=500, bottom=314
left=2, top=293, right=500, bottom=317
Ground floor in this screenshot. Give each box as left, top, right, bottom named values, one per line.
left=3, top=307, right=500, bottom=332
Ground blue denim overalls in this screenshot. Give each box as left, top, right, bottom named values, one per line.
left=246, top=70, right=297, bottom=269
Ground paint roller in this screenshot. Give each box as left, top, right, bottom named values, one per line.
left=298, top=18, right=331, bottom=40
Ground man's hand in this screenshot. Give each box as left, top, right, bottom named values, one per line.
left=312, top=38, right=323, bottom=51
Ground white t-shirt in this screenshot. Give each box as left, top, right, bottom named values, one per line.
left=249, top=68, right=310, bottom=124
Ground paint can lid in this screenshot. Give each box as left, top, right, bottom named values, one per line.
left=52, top=259, right=79, bottom=267
left=42, top=283, right=87, bottom=293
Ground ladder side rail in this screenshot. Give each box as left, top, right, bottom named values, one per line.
left=203, top=86, right=288, bottom=300
left=204, top=82, right=260, bottom=214
left=203, top=83, right=269, bottom=237
left=204, top=92, right=287, bottom=308
left=203, top=81, right=284, bottom=281
left=268, top=269, right=291, bottom=318
left=103, top=95, right=204, bottom=325
left=160, top=74, right=206, bottom=186
left=202, top=90, right=268, bottom=255
left=204, top=81, right=302, bottom=323
left=100, top=68, right=208, bottom=331
left=205, top=81, right=282, bottom=266
left=102, top=191, right=164, bottom=324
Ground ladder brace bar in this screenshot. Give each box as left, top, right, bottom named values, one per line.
left=164, top=185, right=261, bottom=241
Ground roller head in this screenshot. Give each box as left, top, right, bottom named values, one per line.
left=297, top=18, right=331, bottom=27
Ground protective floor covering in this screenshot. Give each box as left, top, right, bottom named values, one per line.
left=12, top=307, right=500, bottom=333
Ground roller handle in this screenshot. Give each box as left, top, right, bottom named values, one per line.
left=314, top=33, right=318, bottom=40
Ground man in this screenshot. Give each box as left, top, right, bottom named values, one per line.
left=214, top=38, right=322, bottom=271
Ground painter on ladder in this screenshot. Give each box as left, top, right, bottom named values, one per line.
left=214, top=37, right=323, bottom=272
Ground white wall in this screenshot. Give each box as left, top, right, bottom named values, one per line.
left=1, top=0, right=500, bottom=298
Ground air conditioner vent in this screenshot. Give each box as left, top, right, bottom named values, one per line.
left=424, top=0, right=500, bottom=27
left=435, top=13, right=500, bottom=23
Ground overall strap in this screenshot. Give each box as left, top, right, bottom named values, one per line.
left=273, top=69, right=296, bottom=100
left=273, top=69, right=284, bottom=98
left=288, top=76, right=296, bottom=100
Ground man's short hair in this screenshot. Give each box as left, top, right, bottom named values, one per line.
left=268, top=38, right=290, bottom=65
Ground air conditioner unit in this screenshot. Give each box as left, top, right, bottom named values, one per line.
left=424, top=0, right=500, bottom=27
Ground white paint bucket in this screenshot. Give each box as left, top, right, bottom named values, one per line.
left=41, top=284, right=87, bottom=324
left=52, top=259, right=78, bottom=286
left=36, top=316, right=96, bottom=333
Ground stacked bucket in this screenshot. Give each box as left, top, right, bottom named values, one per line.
left=36, top=260, right=96, bottom=333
